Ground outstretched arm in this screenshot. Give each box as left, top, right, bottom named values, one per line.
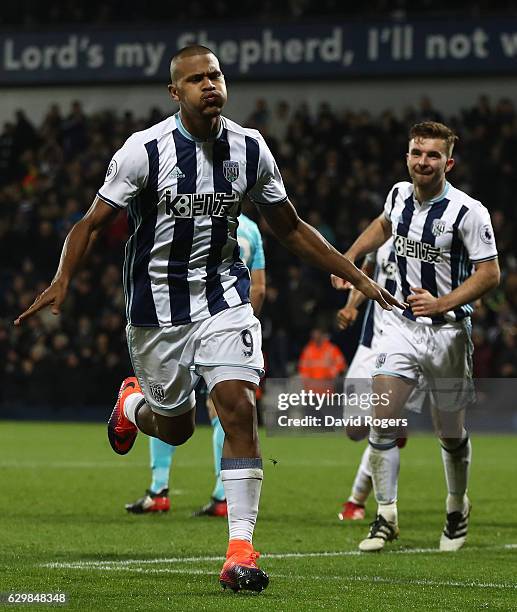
left=14, top=197, right=118, bottom=325
left=345, top=213, right=392, bottom=263
left=331, top=213, right=391, bottom=290
left=258, top=200, right=405, bottom=311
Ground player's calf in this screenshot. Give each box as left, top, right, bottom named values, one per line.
left=136, top=404, right=196, bottom=447
left=439, top=433, right=472, bottom=551
left=211, top=380, right=260, bottom=457
left=358, top=432, right=400, bottom=551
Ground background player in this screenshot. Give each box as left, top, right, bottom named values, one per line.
left=14, top=45, right=403, bottom=592
left=125, top=213, right=266, bottom=516
left=334, top=240, right=422, bottom=521
left=337, top=121, right=500, bottom=552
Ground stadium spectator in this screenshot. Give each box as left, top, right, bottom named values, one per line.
left=1, top=96, right=516, bottom=407
left=5, top=0, right=508, bottom=28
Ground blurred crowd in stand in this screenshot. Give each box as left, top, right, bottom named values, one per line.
left=3, top=0, right=516, bottom=27
left=0, top=94, right=516, bottom=407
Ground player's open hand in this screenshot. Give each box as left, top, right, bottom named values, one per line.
left=356, top=277, right=407, bottom=311
left=14, top=279, right=68, bottom=326
left=330, top=274, right=352, bottom=291
left=407, top=287, right=443, bottom=317
left=336, top=306, right=359, bottom=330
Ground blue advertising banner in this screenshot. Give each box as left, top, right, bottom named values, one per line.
left=1, top=19, right=517, bottom=85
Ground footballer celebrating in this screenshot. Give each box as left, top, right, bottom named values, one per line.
left=15, top=45, right=403, bottom=593
left=125, top=213, right=266, bottom=518
left=338, top=121, right=499, bottom=552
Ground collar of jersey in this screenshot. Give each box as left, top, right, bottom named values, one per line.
left=413, top=180, right=450, bottom=206
left=175, top=113, right=224, bottom=143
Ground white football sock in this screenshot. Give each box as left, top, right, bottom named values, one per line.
left=441, top=434, right=471, bottom=514
left=349, top=445, right=373, bottom=505
left=221, top=458, right=263, bottom=543
left=123, top=392, right=145, bottom=426
left=369, top=444, right=400, bottom=506
left=377, top=501, right=398, bottom=524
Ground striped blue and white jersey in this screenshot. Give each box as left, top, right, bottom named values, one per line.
left=98, top=113, right=285, bottom=326
left=359, top=239, right=397, bottom=348
left=384, top=180, right=498, bottom=325
left=237, top=214, right=265, bottom=271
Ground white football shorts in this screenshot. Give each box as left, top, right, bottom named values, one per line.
left=126, top=304, right=264, bottom=416
left=344, top=343, right=425, bottom=415
left=373, top=311, right=475, bottom=411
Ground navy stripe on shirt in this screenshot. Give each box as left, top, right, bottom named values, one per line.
left=230, top=241, right=251, bottom=303
left=245, top=136, right=260, bottom=194
left=396, top=195, right=416, bottom=321
left=359, top=300, right=375, bottom=348
left=213, top=129, right=233, bottom=195
left=206, top=133, right=233, bottom=315
left=388, top=186, right=399, bottom=218
left=123, top=200, right=137, bottom=322
left=130, top=140, right=159, bottom=326
left=168, top=131, right=196, bottom=324
left=450, top=205, right=469, bottom=321
left=360, top=251, right=397, bottom=347
left=385, top=249, right=397, bottom=296
left=420, top=198, right=449, bottom=323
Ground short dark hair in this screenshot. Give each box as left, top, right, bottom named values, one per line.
left=409, top=121, right=458, bottom=156
left=170, top=45, right=215, bottom=82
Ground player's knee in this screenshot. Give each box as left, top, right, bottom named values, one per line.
left=346, top=424, right=369, bottom=441
left=159, top=429, right=194, bottom=446
left=369, top=426, right=398, bottom=450
left=440, top=432, right=469, bottom=453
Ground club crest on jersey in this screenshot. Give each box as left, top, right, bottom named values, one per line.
left=431, top=219, right=447, bottom=237
left=149, top=382, right=165, bottom=403
left=223, top=160, right=240, bottom=182
left=161, top=191, right=240, bottom=217
left=375, top=353, right=387, bottom=369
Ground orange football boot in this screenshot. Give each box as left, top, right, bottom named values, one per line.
left=219, top=539, right=269, bottom=593
left=107, top=377, right=142, bottom=455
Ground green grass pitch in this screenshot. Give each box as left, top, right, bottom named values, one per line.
left=0, top=422, right=516, bottom=611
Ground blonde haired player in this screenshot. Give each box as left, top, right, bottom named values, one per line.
left=335, top=122, right=499, bottom=552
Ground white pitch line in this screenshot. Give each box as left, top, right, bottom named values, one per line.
left=39, top=565, right=517, bottom=591
left=42, top=543, right=516, bottom=570
left=0, top=461, right=149, bottom=469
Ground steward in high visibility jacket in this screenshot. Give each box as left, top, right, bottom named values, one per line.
left=298, top=329, right=347, bottom=393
